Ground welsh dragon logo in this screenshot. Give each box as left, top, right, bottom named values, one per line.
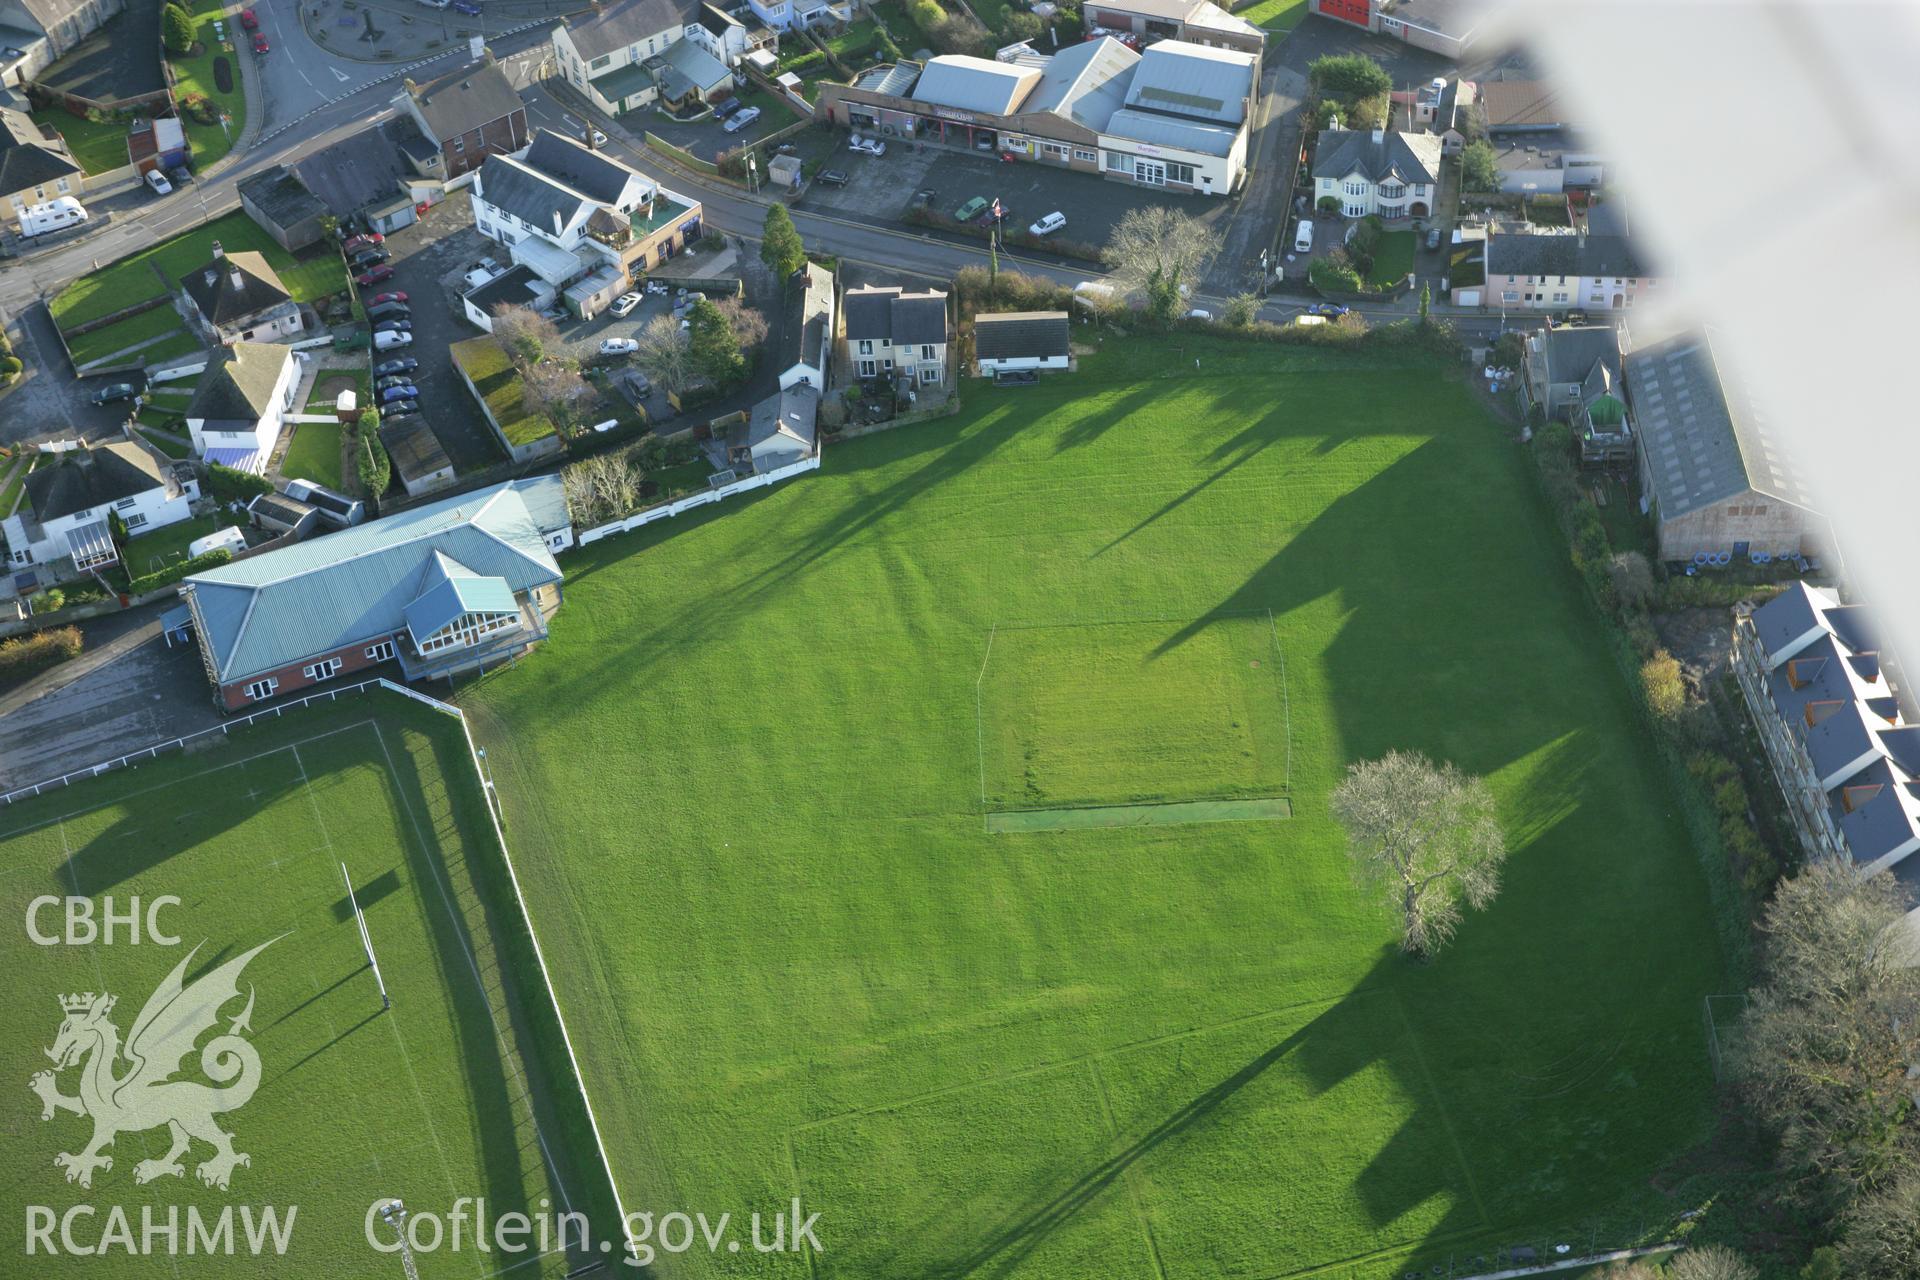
left=30, top=938, right=278, bottom=1191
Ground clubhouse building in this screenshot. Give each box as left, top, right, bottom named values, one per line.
left=817, top=36, right=1258, bottom=196
left=180, top=478, right=572, bottom=709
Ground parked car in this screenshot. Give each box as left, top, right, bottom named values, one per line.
left=350, top=248, right=389, bottom=269
left=89, top=382, right=138, bottom=404
left=355, top=265, right=395, bottom=286
left=380, top=399, right=419, bottom=417
left=376, top=375, right=412, bottom=392
left=451, top=0, right=481, bottom=12
left=978, top=203, right=1009, bottom=227
left=368, top=290, right=406, bottom=305
left=145, top=168, right=172, bottom=196
left=366, top=302, right=410, bottom=322
left=1292, top=314, right=1327, bottom=327
left=1184, top=308, right=1213, bottom=322
left=610, top=292, right=642, bottom=318
left=849, top=135, right=886, bottom=156
left=238, top=6, right=257, bottom=27
left=818, top=169, right=848, bottom=187
left=721, top=106, right=760, bottom=134
left=380, top=385, right=420, bottom=403
left=373, top=318, right=412, bottom=335
left=167, top=165, right=192, bottom=187
left=373, top=357, right=417, bottom=377
left=954, top=196, right=987, bottom=222
left=1304, top=302, right=1349, bottom=318
left=373, top=329, right=412, bottom=350
left=713, top=97, right=741, bottom=118
left=599, top=338, right=639, bottom=356
left=342, top=233, right=385, bottom=253
left=252, top=32, right=268, bottom=53
left=1028, top=211, right=1066, bottom=237
left=1425, top=226, right=1442, bottom=251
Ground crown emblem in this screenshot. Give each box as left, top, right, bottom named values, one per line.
left=60, top=993, right=98, bottom=1013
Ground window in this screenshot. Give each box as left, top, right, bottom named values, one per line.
left=365, top=641, right=395, bottom=662
left=115, top=497, right=137, bottom=509
left=591, top=53, right=611, bottom=68
left=858, top=358, right=876, bottom=376
left=1167, top=162, right=1195, bottom=186
left=1344, top=181, right=1365, bottom=197
left=302, top=657, right=342, bottom=682
left=452, top=137, right=465, bottom=153
left=242, top=677, right=279, bottom=701
left=56, top=178, right=70, bottom=194
left=125, top=512, right=147, bottom=529
left=1105, top=151, right=1133, bottom=174
left=1074, top=148, right=1095, bottom=162
left=1501, top=291, right=1519, bottom=303
left=1380, top=182, right=1404, bottom=200
left=1552, top=292, right=1568, bottom=303
left=418, top=611, right=517, bottom=654
left=920, top=344, right=936, bottom=360
left=857, top=339, right=872, bottom=355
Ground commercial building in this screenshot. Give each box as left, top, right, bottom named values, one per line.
left=1082, top=0, right=1264, bottom=59
left=181, top=477, right=572, bottom=709
left=818, top=36, right=1257, bottom=196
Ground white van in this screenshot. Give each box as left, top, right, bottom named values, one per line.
left=19, top=197, right=88, bottom=238
left=1293, top=218, right=1313, bottom=253
left=1072, top=280, right=1117, bottom=312
left=373, top=329, right=413, bottom=350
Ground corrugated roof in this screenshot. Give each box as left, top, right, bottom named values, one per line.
left=1105, top=107, right=1239, bottom=157
left=1025, top=37, right=1137, bottom=131
left=1624, top=328, right=1816, bottom=520
left=1121, top=40, right=1252, bottom=125
left=912, top=55, right=1040, bottom=115
left=185, top=480, right=563, bottom=683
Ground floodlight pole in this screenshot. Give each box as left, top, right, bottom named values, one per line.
left=378, top=1199, right=421, bottom=1280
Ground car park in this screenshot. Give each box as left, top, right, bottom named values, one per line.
left=366, top=302, right=410, bottom=322
left=818, top=169, right=848, bottom=187
left=373, top=357, right=417, bottom=377
left=369, top=290, right=406, bottom=305
left=89, top=382, right=138, bottom=404
left=356, top=265, right=395, bottom=286
left=599, top=338, right=639, bottom=356
left=373, top=318, right=411, bottom=334
left=849, top=135, right=886, bottom=156
left=1028, top=211, right=1066, bottom=237
left=722, top=106, right=760, bottom=134
left=380, top=399, right=419, bottom=417
left=252, top=32, right=268, bottom=53
left=373, top=329, right=412, bottom=350
left=610, top=292, right=642, bottom=318
left=954, top=196, right=987, bottom=222
left=239, top=7, right=257, bottom=28
left=380, top=385, right=420, bottom=403
left=145, top=169, right=172, bottom=196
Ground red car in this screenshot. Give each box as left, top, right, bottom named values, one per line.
left=252, top=32, right=269, bottom=53
left=238, top=7, right=257, bottom=29
left=354, top=264, right=394, bottom=287
left=369, top=290, right=408, bottom=306
left=343, top=233, right=385, bottom=253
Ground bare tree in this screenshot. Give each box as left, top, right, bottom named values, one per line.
left=1329, top=750, right=1507, bottom=960
left=491, top=304, right=560, bottom=368
left=716, top=295, right=769, bottom=349
left=1741, top=861, right=1920, bottom=1211
left=1103, top=207, right=1222, bottom=324
left=520, top=360, right=595, bottom=431
left=562, top=452, right=642, bottom=526
left=634, top=313, right=700, bottom=395
left=1608, top=550, right=1656, bottom=611
left=1837, top=1170, right=1920, bottom=1279
left=1667, top=1247, right=1758, bottom=1280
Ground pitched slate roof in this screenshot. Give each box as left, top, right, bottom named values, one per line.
left=0, top=104, right=81, bottom=196
left=1539, top=325, right=1619, bottom=390
left=842, top=285, right=948, bottom=346
left=1623, top=329, right=1816, bottom=521
left=1312, top=127, right=1442, bottom=185
left=187, top=343, right=289, bottom=424
left=291, top=123, right=411, bottom=216
left=784, top=262, right=835, bottom=373
left=477, top=152, right=588, bottom=233
left=403, top=551, right=520, bottom=639
left=1122, top=41, right=1252, bottom=126
left=1486, top=231, right=1647, bottom=279
left=405, top=58, right=524, bottom=144
left=24, top=443, right=168, bottom=523
left=560, top=0, right=699, bottom=60
left=974, top=311, right=1069, bottom=360
left=181, top=247, right=292, bottom=326
left=184, top=480, right=563, bottom=683
left=523, top=128, right=646, bottom=205
left=733, top=386, right=817, bottom=462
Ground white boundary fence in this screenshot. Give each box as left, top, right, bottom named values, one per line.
left=578, top=453, right=821, bottom=547
left=0, top=677, right=641, bottom=1261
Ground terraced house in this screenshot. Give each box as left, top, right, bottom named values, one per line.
left=393, top=55, right=530, bottom=181
left=180, top=477, right=573, bottom=709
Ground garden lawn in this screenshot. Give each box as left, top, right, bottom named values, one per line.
left=1364, top=228, right=1416, bottom=288
left=63, top=306, right=193, bottom=370
left=50, top=211, right=344, bottom=331
left=1238, top=0, right=1310, bottom=31
left=471, top=333, right=1731, bottom=1280
left=0, top=703, right=612, bottom=1277
left=0, top=455, right=26, bottom=517
left=29, top=108, right=129, bottom=174
left=451, top=337, right=553, bottom=448
left=282, top=421, right=346, bottom=490
left=168, top=0, right=248, bottom=169
left=119, top=512, right=231, bottom=576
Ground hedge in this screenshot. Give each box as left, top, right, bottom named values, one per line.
left=0, top=625, right=84, bottom=687
left=207, top=463, right=272, bottom=505
left=128, top=547, right=232, bottom=595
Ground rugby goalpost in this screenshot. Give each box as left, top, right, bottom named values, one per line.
left=341, top=861, right=392, bottom=1011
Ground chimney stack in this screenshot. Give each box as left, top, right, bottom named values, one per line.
left=210, top=240, right=224, bottom=259
left=1370, top=126, right=1384, bottom=144
left=230, top=268, right=245, bottom=292
left=553, top=209, right=563, bottom=235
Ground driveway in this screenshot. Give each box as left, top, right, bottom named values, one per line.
left=369, top=191, right=505, bottom=473
left=0, top=306, right=141, bottom=449
left=0, top=606, right=221, bottom=796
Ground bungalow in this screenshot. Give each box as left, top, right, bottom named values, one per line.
left=2, top=439, right=195, bottom=572
left=973, top=311, right=1070, bottom=377
left=1623, top=329, right=1828, bottom=564
left=180, top=241, right=303, bottom=345
left=777, top=262, right=836, bottom=392
left=1484, top=230, right=1655, bottom=312
left=1313, top=126, right=1443, bottom=219
left=729, top=386, right=818, bottom=475
left=393, top=56, right=530, bottom=181
left=184, top=341, right=299, bottom=476
left=841, top=285, right=950, bottom=386
left=180, top=477, right=571, bottom=709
